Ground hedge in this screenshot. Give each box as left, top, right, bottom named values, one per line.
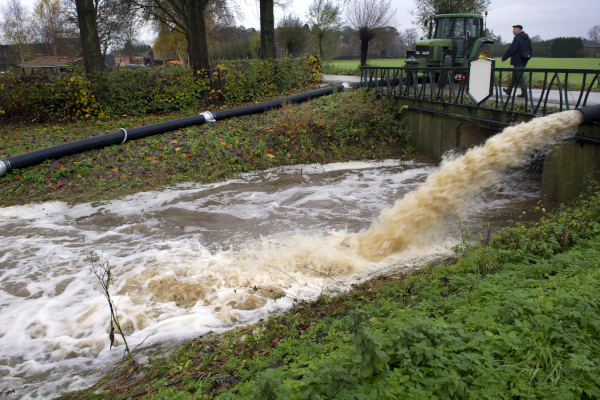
left=0, top=54, right=322, bottom=123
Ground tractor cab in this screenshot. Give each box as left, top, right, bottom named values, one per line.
left=405, top=13, right=494, bottom=68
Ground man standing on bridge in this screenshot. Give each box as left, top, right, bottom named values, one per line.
left=502, top=24, right=532, bottom=98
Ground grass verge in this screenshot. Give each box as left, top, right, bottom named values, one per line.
left=0, top=86, right=416, bottom=208
left=55, top=181, right=600, bottom=400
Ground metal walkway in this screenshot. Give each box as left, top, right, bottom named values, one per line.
left=358, top=66, right=599, bottom=116
left=323, top=66, right=600, bottom=115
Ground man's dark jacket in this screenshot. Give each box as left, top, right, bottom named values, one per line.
left=502, top=32, right=531, bottom=66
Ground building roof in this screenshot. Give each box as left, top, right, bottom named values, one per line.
left=17, top=55, right=83, bottom=68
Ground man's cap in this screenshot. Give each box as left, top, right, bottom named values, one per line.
left=513, top=25, right=523, bottom=30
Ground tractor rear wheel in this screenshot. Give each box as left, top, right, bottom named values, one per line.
left=475, top=45, right=493, bottom=59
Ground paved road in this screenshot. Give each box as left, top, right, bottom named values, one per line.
left=322, top=74, right=600, bottom=106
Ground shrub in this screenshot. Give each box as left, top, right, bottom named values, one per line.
left=218, top=55, right=319, bottom=104
left=0, top=73, right=103, bottom=123
left=270, top=88, right=414, bottom=160
left=90, top=66, right=210, bottom=116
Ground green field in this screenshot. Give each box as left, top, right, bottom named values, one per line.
left=326, top=57, right=600, bottom=74
left=510, top=57, right=600, bottom=69
left=326, top=58, right=600, bottom=91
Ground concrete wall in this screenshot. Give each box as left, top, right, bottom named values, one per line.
left=541, top=124, right=600, bottom=204
left=399, top=98, right=600, bottom=204
left=399, top=98, right=529, bottom=162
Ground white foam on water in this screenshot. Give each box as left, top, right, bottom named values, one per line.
left=0, top=157, right=552, bottom=399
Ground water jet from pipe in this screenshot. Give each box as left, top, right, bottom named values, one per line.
left=357, top=109, right=592, bottom=261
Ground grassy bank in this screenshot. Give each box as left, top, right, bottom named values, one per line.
left=56, top=181, right=600, bottom=400
left=0, top=86, right=415, bottom=208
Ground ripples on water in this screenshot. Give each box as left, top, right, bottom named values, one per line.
left=0, top=160, right=549, bottom=398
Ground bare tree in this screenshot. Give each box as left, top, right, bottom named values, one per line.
left=1, top=0, right=34, bottom=62
left=65, top=0, right=141, bottom=57
left=346, top=0, right=397, bottom=66
left=404, top=27, right=418, bottom=48
left=411, top=0, right=490, bottom=31
left=589, top=25, right=600, bottom=44
left=307, top=0, right=342, bottom=60
left=31, top=0, right=74, bottom=56
left=530, top=34, right=542, bottom=43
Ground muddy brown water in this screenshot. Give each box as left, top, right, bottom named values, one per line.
left=0, top=150, right=566, bottom=398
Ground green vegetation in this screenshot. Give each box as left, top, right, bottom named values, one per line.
left=56, top=181, right=600, bottom=400
left=0, top=55, right=321, bottom=124
left=0, top=87, right=414, bottom=208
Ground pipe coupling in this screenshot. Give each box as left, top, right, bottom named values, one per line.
left=342, top=82, right=352, bottom=90
left=200, top=111, right=216, bottom=123
left=117, top=128, right=128, bottom=144
left=575, top=104, right=600, bottom=125
left=0, top=160, right=8, bottom=177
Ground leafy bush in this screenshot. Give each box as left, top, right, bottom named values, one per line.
left=0, top=75, right=45, bottom=123
left=270, top=88, right=414, bottom=161
left=0, top=73, right=103, bottom=123
left=90, top=66, right=210, bottom=116
left=218, top=55, right=320, bottom=104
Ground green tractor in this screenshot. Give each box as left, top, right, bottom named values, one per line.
left=405, top=13, right=494, bottom=69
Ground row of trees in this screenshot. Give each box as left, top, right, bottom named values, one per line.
left=492, top=37, right=590, bottom=59
left=146, top=0, right=401, bottom=69
left=1, top=0, right=405, bottom=74
left=1, top=0, right=141, bottom=63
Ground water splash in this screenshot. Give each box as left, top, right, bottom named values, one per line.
left=0, top=112, right=577, bottom=398
left=358, top=110, right=584, bottom=261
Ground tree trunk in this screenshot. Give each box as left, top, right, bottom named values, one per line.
left=360, top=36, right=370, bottom=67
left=259, top=0, right=276, bottom=59
left=74, top=0, right=105, bottom=74
left=188, top=0, right=210, bottom=73
left=318, top=31, right=324, bottom=60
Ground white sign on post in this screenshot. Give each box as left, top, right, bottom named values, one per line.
left=468, top=59, right=494, bottom=105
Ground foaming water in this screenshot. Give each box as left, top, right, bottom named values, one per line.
left=358, top=111, right=584, bottom=261
left=0, top=158, right=557, bottom=398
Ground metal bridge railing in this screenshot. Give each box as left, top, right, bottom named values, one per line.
left=360, top=66, right=600, bottom=116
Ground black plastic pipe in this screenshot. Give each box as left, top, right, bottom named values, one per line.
left=0, top=83, right=349, bottom=177
left=576, top=104, right=600, bottom=125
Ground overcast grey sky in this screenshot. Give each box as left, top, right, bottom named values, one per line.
left=239, top=0, right=598, bottom=43
left=10, top=0, right=599, bottom=44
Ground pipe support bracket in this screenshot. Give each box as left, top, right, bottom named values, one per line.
left=200, top=111, right=216, bottom=123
